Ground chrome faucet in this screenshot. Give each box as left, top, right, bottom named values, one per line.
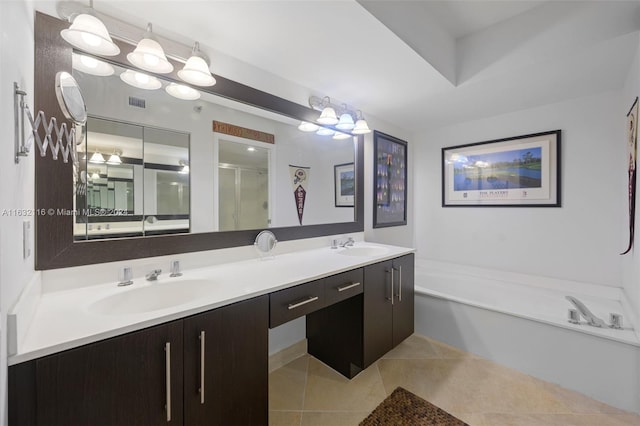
left=565, top=296, right=606, bottom=327
left=341, top=237, right=355, bottom=247
left=146, top=269, right=162, bottom=281
left=169, top=260, right=182, bottom=277
left=118, top=267, right=133, bottom=287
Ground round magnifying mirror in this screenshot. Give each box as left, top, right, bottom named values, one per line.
left=55, top=71, right=87, bottom=125
left=254, top=230, right=277, bottom=254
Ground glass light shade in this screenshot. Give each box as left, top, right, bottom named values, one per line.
left=89, top=151, right=105, bottom=164
left=165, top=83, right=201, bottom=100
left=120, top=70, right=162, bottom=90
left=179, top=164, right=190, bottom=174
left=335, top=113, right=355, bottom=130
left=332, top=131, right=352, bottom=140
left=72, top=53, right=114, bottom=76
left=61, top=14, right=120, bottom=56
left=91, top=172, right=100, bottom=179
left=317, top=106, right=338, bottom=125
left=297, top=121, right=319, bottom=132
left=178, top=55, right=216, bottom=87
left=127, top=38, right=174, bottom=74
left=352, top=119, right=372, bottom=134
left=106, top=153, right=122, bottom=165
left=316, top=127, right=334, bottom=136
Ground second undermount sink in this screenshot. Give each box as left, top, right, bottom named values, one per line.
left=88, top=279, right=214, bottom=315
left=336, top=245, right=390, bottom=257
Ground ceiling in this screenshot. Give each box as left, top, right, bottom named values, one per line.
left=88, top=0, right=640, bottom=132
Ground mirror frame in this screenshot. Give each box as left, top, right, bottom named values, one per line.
left=35, top=12, right=364, bottom=269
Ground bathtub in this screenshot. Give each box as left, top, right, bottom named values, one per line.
left=413, top=259, right=640, bottom=414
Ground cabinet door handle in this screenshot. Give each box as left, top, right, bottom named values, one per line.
left=199, top=331, right=205, bottom=404
left=386, top=269, right=394, bottom=305
left=288, top=296, right=319, bottom=310
left=337, top=282, right=361, bottom=292
left=165, top=342, right=171, bottom=422
left=392, top=266, right=402, bottom=302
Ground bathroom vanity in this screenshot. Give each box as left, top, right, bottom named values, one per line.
left=9, top=247, right=414, bottom=426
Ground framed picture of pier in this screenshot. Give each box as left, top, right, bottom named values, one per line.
left=373, top=131, right=408, bottom=228
left=442, top=130, right=561, bottom=207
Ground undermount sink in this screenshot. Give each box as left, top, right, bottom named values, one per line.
left=88, top=279, right=214, bottom=315
left=336, top=245, right=390, bottom=257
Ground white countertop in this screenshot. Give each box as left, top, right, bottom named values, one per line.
left=10, top=242, right=413, bottom=365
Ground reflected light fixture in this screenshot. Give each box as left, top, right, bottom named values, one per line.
left=335, top=106, right=355, bottom=130
left=106, top=150, right=122, bottom=165
left=127, top=23, right=173, bottom=74
left=165, top=83, right=201, bottom=100
left=91, top=171, right=100, bottom=180
left=179, top=160, right=189, bottom=174
left=333, top=131, right=352, bottom=140
left=72, top=52, right=114, bottom=76
left=247, top=147, right=256, bottom=152
left=178, top=42, right=216, bottom=87
left=298, top=121, right=319, bottom=132
left=89, top=151, right=105, bottom=164
left=317, top=97, right=338, bottom=125
left=316, top=127, right=334, bottom=136
left=120, top=69, right=162, bottom=90
left=60, top=13, right=120, bottom=56
left=352, top=110, right=372, bottom=135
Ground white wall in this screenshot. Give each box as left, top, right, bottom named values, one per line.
left=622, top=33, right=640, bottom=324
left=0, top=2, right=41, bottom=424
left=414, top=90, right=626, bottom=287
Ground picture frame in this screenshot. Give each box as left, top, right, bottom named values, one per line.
left=442, top=130, right=561, bottom=207
left=373, top=131, right=408, bottom=228
left=334, top=162, right=355, bottom=207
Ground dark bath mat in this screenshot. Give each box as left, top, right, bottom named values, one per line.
left=360, top=387, right=469, bottom=426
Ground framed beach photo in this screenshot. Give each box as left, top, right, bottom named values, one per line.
left=334, top=162, right=355, bottom=207
left=374, top=131, right=408, bottom=227
left=442, top=130, right=561, bottom=207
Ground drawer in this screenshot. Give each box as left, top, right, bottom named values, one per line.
left=270, top=279, right=325, bottom=327
left=324, top=268, right=363, bottom=306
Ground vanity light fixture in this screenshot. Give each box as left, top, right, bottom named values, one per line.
left=335, top=105, right=355, bottom=130
left=351, top=110, right=372, bottom=135
left=317, top=99, right=339, bottom=125
left=60, top=12, right=120, bottom=56
left=72, top=53, right=115, bottom=76
left=127, top=23, right=174, bottom=74
left=178, top=42, right=216, bottom=87
left=297, top=121, right=319, bottom=132
left=90, top=171, right=100, bottom=180
left=165, top=83, right=201, bottom=100
left=333, top=131, right=352, bottom=140
left=120, top=69, right=162, bottom=90
left=89, top=151, right=105, bottom=164
left=316, top=127, right=335, bottom=136
left=106, top=150, right=122, bottom=165
left=179, top=160, right=189, bottom=174
left=247, top=147, right=256, bottom=152
left=308, top=96, right=371, bottom=134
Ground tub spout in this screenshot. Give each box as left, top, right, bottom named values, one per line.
left=565, top=296, right=606, bottom=327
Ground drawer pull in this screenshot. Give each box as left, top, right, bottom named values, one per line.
left=164, top=342, right=171, bottom=422
left=288, top=296, right=319, bottom=310
left=199, top=331, right=205, bottom=404
left=337, top=282, right=361, bottom=292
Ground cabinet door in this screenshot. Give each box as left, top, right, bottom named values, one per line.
left=184, top=295, right=268, bottom=426
left=392, top=254, right=415, bottom=347
left=36, top=321, right=184, bottom=426
left=363, top=260, right=394, bottom=367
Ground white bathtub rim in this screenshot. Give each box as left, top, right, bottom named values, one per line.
left=415, top=286, right=640, bottom=348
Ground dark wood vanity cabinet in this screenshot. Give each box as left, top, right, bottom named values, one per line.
left=9, top=296, right=268, bottom=426
left=363, top=254, right=415, bottom=367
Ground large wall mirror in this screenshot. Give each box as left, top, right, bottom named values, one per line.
left=35, top=12, right=363, bottom=269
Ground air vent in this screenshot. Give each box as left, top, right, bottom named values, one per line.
left=128, top=96, right=146, bottom=108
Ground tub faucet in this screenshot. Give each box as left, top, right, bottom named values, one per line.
left=565, top=296, right=606, bottom=327
left=146, top=269, right=162, bottom=281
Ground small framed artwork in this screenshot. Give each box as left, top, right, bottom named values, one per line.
left=373, top=131, right=407, bottom=228
left=334, top=162, right=355, bottom=207
left=442, top=130, right=561, bottom=207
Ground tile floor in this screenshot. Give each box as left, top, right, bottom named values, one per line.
left=269, top=334, right=640, bottom=426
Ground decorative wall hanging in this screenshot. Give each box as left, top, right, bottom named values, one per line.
left=213, top=121, right=275, bottom=144
left=622, top=97, right=638, bottom=255
left=442, top=130, right=561, bottom=207
left=289, top=165, right=310, bottom=225
left=373, top=131, right=407, bottom=228
left=334, top=162, right=355, bottom=207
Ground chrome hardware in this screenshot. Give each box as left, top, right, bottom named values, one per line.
left=117, top=267, right=133, bottom=286
left=385, top=269, right=393, bottom=302
left=165, top=342, right=171, bottom=422
left=568, top=309, right=580, bottom=324
left=609, top=313, right=623, bottom=329
left=340, top=237, right=355, bottom=247
left=169, top=260, right=182, bottom=277
left=565, top=296, right=606, bottom=328
left=287, top=296, right=319, bottom=310
left=146, top=269, right=162, bottom=281
left=337, top=282, right=361, bottom=292
left=331, top=239, right=338, bottom=249
left=199, top=331, right=205, bottom=404
left=392, top=265, right=403, bottom=301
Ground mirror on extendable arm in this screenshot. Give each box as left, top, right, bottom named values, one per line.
left=254, top=230, right=277, bottom=259
left=55, top=71, right=87, bottom=125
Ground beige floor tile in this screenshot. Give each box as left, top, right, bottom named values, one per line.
left=269, top=355, right=309, bottom=411
left=422, top=336, right=478, bottom=359
left=300, top=411, right=369, bottom=426
left=303, top=357, right=387, bottom=411
left=538, top=380, right=633, bottom=415
left=454, top=412, right=488, bottom=426
left=382, top=334, right=443, bottom=359
left=482, top=413, right=640, bottom=426
left=269, top=410, right=302, bottom=426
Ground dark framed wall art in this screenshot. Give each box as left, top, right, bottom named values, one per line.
left=442, top=130, right=561, bottom=207
left=373, top=131, right=407, bottom=228
left=334, top=162, right=355, bottom=207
